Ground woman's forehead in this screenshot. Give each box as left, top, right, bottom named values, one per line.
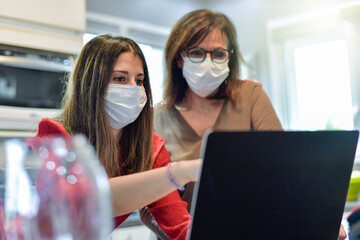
left=189, top=28, right=228, bottom=49
left=113, top=52, right=143, bottom=71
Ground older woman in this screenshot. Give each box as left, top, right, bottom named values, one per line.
left=155, top=9, right=281, bottom=209
left=141, top=9, right=346, bottom=240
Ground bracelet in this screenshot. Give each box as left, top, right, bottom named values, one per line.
left=166, top=162, right=185, bottom=191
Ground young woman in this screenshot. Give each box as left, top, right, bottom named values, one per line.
left=34, top=35, right=201, bottom=240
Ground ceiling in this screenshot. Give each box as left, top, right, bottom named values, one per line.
left=86, top=0, right=359, bottom=29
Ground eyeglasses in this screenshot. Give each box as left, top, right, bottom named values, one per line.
left=183, top=47, right=233, bottom=64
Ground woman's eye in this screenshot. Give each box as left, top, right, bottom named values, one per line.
left=213, top=49, right=226, bottom=58
left=114, top=77, right=126, bottom=82
left=189, top=49, right=204, bottom=57
left=136, top=79, right=144, bottom=86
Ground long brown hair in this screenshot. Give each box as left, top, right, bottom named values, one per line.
left=164, top=9, right=245, bottom=107
left=60, top=35, right=153, bottom=177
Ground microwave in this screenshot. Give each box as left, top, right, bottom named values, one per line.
left=0, top=45, right=74, bottom=131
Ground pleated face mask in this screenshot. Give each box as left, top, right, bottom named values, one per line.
left=104, top=84, right=147, bottom=129
left=182, top=57, right=229, bottom=97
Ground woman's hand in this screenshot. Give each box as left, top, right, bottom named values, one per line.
left=338, top=224, right=347, bottom=240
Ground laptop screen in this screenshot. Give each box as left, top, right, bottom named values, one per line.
left=188, top=130, right=359, bottom=240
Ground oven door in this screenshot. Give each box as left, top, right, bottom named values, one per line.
left=0, top=55, right=70, bottom=131
left=0, top=55, right=71, bottom=108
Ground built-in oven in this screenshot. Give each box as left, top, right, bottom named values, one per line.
left=0, top=44, right=74, bottom=134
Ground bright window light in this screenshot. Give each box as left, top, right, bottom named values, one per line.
left=139, top=44, right=164, bottom=105
left=293, top=40, right=353, bottom=130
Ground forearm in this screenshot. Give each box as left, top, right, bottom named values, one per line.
left=109, top=159, right=202, bottom=216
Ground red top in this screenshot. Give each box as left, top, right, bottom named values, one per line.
left=35, top=118, right=190, bottom=240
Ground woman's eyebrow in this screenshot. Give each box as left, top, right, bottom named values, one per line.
left=112, top=70, right=128, bottom=74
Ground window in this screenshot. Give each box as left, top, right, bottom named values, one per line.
left=283, top=36, right=353, bottom=130
left=268, top=3, right=360, bottom=160
left=267, top=5, right=360, bottom=131
left=138, top=44, right=164, bottom=105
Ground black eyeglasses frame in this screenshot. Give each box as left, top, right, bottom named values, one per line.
left=183, top=47, right=233, bottom=64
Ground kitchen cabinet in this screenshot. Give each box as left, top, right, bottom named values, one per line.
left=0, top=0, right=85, bottom=54
left=0, top=0, right=85, bottom=32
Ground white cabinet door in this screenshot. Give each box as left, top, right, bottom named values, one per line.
left=0, top=0, right=85, bottom=32
left=0, top=0, right=85, bottom=54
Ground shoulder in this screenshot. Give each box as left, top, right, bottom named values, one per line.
left=238, top=80, right=263, bottom=90
left=241, top=79, right=262, bottom=86
left=231, top=79, right=264, bottom=98
left=152, top=131, right=165, bottom=151
left=153, top=103, right=174, bottom=127
left=35, top=118, right=70, bottom=139
left=151, top=132, right=171, bottom=168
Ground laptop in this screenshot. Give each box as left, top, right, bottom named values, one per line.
left=187, top=130, right=359, bottom=240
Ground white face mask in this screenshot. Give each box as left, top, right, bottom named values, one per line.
left=182, top=57, right=230, bottom=97
left=104, top=84, right=147, bottom=129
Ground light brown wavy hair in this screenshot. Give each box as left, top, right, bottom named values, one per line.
left=59, top=35, right=153, bottom=177
left=164, top=9, right=245, bottom=107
